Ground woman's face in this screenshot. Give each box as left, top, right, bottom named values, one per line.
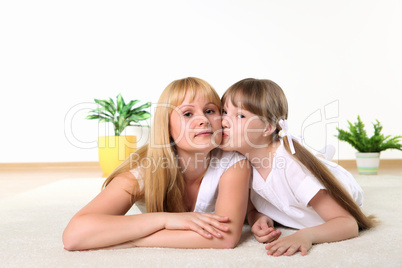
left=169, top=92, right=222, bottom=154
left=220, top=100, right=268, bottom=154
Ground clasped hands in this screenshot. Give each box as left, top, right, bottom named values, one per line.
left=164, top=212, right=311, bottom=256
left=163, top=212, right=230, bottom=239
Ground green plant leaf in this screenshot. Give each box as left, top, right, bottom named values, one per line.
left=335, top=115, right=402, bottom=152
left=99, top=118, right=113, bottom=124
left=85, top=114, right=102, bottom=120
left=94, top=98, right=116, bottom=116
left=116, top=93, right=125, bottom=114
left=107, top=98, right=116, bottom=115
left=130, top=102, right=152, bottom=114
left=88, top=108, right=114, bottom=119
left=88, top=95, right=152, bottom=135
left=128, top=112, right=151, bottom=122
left=121, top=100, right=141, bottom=115
left=94, top=99, right=109, bottom=109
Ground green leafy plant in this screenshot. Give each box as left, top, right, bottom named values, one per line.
left=335, top=115, right=402, bottom=153
left=86, top=93, right=152, bottom=136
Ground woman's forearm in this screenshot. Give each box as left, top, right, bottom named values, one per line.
left=63, top=213, right=166, bottom=251
left=132, top=228, right=238, bottom=249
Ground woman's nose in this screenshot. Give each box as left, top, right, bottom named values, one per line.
left=195, top=114, right=209, bottom=126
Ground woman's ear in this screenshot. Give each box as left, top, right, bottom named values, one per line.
left=263, top=124, right=276, bottom=137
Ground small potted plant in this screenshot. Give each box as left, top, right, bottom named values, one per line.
left=86, top=93, right=151, bottom=176
left=335, top=116, right=401, bottom=175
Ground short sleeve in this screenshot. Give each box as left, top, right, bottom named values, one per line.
left=284, top=157, right=325, bottom=207
left=129, top=167, right=144, bottom=191
left=295, top=175, right=325, bottom=206
left=193, top=150, right=247, bottom=214
left=223, top=151, right=246, bottom=172
left=226, top=151, right=246, bottom=170
left=209, top=150, right=246, bottom=172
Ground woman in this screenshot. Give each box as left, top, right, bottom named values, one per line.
left=63, top=77, right=250, bottom=250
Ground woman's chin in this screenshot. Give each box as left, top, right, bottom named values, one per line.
left=191, top=142, right=217, bottom=152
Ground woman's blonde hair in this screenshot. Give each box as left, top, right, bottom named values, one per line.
left=222, top=78, right=377, bottom=230
left=103, top=77, right=221, bottom=213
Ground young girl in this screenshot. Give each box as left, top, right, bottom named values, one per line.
left=63, top=77, right=250, bottom=251
left=220, top=78, right=376, bottom=256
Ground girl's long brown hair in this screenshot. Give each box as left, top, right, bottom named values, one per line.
left=103, top=77, right=221, bottom=213
left=222, top=78, right=377, bottom=230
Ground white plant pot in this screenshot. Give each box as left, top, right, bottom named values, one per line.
left=355, top=152, right=380, bottom=175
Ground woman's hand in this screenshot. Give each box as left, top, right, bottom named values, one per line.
left=265, top=230, right=312, bottom=256
left=251, top=214, right=281, bottom=243
left=163, top=212, right=230, bottom=239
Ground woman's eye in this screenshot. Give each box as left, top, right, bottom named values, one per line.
left=237, top=114, right=245, bottom=119
left=222, top=109, right=227, bottom=115
left=205, top=109, right=215, bottom=114
left=183, top=112, right=192, bottom=117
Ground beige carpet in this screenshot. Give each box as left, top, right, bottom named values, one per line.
left=1, top=175, right=401, bottom=268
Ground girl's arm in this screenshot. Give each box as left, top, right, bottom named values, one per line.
left=125, top=159, right=251, bottom=249
left=247, top=198, right=281, bottom=243
left=265, top=189, right=358, bottom=256
left=63, top=172, right=229, bottom=251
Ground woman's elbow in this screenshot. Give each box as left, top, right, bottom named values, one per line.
left=63, top=229, right=78, bottom=251
left=63, top=226, right=84, bottom=251
left=221, top=239, right=238, bottom=249
left=217, top=232, right=241, bottom=249
left=62, top=218, right=87, bottom=251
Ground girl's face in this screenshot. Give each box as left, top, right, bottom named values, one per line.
left=220, top=100, right=269, bottom=154
left=170, top=92, right=222, bottom=154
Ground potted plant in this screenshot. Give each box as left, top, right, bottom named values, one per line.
left=335, top=116, right=402, bottom=175
left=86, top=94, right=151, bottom=176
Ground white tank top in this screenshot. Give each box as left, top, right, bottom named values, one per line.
left=129, top=149, right=246, bottom=213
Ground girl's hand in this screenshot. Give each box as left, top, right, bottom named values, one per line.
left=164, top=212, right=230, bottom=239
left=251, top=215, right=281, bottom=243
left=265, top=230, right=312, bottom=256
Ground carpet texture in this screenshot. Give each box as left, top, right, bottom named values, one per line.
left=1, top=175, right=401, bottom=267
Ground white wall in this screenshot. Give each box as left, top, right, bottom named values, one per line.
left=1, top=0, right=401, bottom=163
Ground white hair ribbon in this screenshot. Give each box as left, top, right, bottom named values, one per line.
left=278, top=119, right=296, bottom=155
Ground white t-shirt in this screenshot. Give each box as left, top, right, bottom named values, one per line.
left=250, top=141, right=364, bottom=230
left=130, top=148, right=246, bottom=213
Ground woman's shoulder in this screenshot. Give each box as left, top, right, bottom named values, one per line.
left=211, top=148, right=246, bottom=163
left=104, top=171, right=140, bottom=195
left=127, top=166, right=145, bottom=192
left=129, top=165, right=145, bottom=179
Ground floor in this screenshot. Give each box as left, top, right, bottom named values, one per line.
left=0, top=162, right=401, bottom=200
left=0, top=165, right=103, bottom=199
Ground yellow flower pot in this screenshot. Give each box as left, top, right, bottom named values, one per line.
left=98, top=135, right=137, bottom=177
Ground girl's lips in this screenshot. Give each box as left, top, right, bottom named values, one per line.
left=222, top=132, right=229, bottom=138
